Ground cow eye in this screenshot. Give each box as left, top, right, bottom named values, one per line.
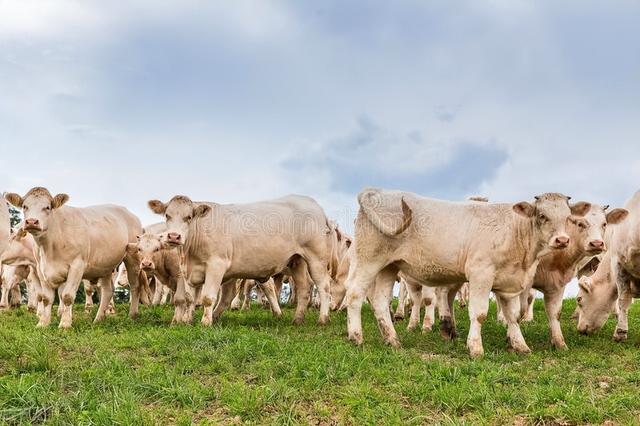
left=185, top=215, right=192, bottom=222
left=44, top=206, right=51, bottom=211
left=578, top=222, right=587, bottom=229
left=577, top=296, right=582, bottom=304
left=538, top=213, right=548, bottom=222
left=603, top=223, right=607, bottom=228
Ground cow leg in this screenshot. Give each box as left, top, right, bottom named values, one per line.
left=241, top=279, right=252, bottom=310
left=0, top=281, right=9, bottom=310
left=94, top=275, right=114, bottom=323
left=458, top=283, right=469, bottom=308
left=230, top=280, right=242, bottom=310
left=200, top=262, right=226, bottom=326
left=543, top=288, right=567, bottom=350
left=613, top=282, right=633, bottom=342
left=496, top=293, right=531, bottom=355
left=211, top=279, right=236, bottom=322
left=273, top=275, right=284, bottom=306
left=406, top=283, right=423, bottom=331
left=258, top=280, right=282, bottom=318
left=438, top=286, right=458, bottom=340
left=291, top=261, right=311, bottom=325
left=123, top=254, right=142, bottom=319
left=84, top=281, right=95, bottom=313
left=394, top=281, right=407, bottom=320
left=152, top=278, right=164, bottom=305
left=466, top=276, right=493, bottom=357
left=341, top=262, right=382, bottom=346
left=520, top=289, right=535, bottom=322
left=370, top=267, right=400, bottom=347
left=496, top=295, right=506, bottom=324
left=182, top=283, right=197, bottom=324
left=26, top=271, right=39, bottom=313
left=36, top=282, right=56, bottom=327
left=422, top=288, right=436, bottom=332
left=10, top=285, right=21, bottom=308
left=307, top=259, right=333, bottom=325
left=58, top=262, right=85, bottom=329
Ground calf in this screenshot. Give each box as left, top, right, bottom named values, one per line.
left=127, top=229, right=193, bottom=324
left=341, top=189, right=589, bottom=356
left=5, top=187, right=143, bottom=328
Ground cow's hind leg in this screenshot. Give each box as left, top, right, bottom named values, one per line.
left=291, top=260, right=311, bottom=325
left=307, top=258, right=333, bottom=325
left=370, top=266, right=401, bottom=347
left=496, top=293, right=531, bottom=355
left=211, top=279, right=237, bottom=323
left=406, top=282, right=423, bottom=331
left=466, top=274, right=493, bottom=357
left=258, top=279, right=282, bottom=318
left=340, top=261, right=383, bottom=346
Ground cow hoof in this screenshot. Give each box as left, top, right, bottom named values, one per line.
left=613, top=329, right=628, bottom=342
left=387, top=338, right=401, bottom=349
left=317, top=316, right=329, bottom=325
left=552, top=340, right=568, bottom=351
left=468, top=347, right=484, bottom=358
left=421, top=325, right=433, bottom=333
left=407, top=324, right=417, bottom=332
left=58, top=321, right=72, bottom=329
left=292, top=317, right=304, bottom=326
left=347, top=332, right=364, bottom=346
left=201, top=317, right=213, bottom=327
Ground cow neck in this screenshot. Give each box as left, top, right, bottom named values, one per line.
left=183, top=217, right=203, bottom=259
left=544, top=235, right=586, bottom=274
left=508, top=214, right=541, bottom=269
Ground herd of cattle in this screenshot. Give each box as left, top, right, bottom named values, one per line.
left=0, top=186, right=639, bottom=357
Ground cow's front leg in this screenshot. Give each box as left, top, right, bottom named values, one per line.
left=58, top=261, right=85, bottom=329
left=497, top=293, right=531, bottom=355
left=466, top=275, right=493, bottom=357
left=36, top=282, right=56, bottom=327
left=543, top=288, right=567, bottom=350
left=405, top=282, right=422, bottom=331
left=94, top=275, right=114, bottom=323
left=307, top=259, right=333, bottom=325
left=84, top=281, right=95, bottom=313
left=614, top=282, right=633, bottom=342
left=200, top=261, right=227, bottom=326
left=123, top=254, right=142, bottom=319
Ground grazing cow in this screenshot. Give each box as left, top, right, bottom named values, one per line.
left=513, top=205, right=628, bottom=349
left=576, top=191, right=640, bottom=339
left=126, top=228, right=194, bottom=324
left=330, top=244, right=354, bottom=311
left=341, top=188, right=590, bottom=357
left=148, top=194, right=333, bottom=325
left=4, top=187, right=143, bottom=328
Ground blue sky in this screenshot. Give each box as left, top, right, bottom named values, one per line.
left=1, top=0, right=639, bottom=233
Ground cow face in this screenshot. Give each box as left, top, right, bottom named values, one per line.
left=148, top=196, right=211, bottom=246
left=130, top=233, right=169, bottom=272
left=575, top=275, right=617, bottom=335
left=513, top=192, right=590, bottom=251
left=4, top=187, right=69, bottom=235
left=569, top=205, right=629, bottom=255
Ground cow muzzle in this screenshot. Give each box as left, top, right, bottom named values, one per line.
left=587, top=240, right=605, bottom=254
left=24, top=218, right=41, bottom=231
left=165, top=232, right=183, bottom=245
left=140, top=260, right=154, bottom=271
left=551, top=235, right=570, bottom=249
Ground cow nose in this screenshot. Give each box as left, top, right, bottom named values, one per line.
left=589, top=240, right=604, bottom=249
left=555, top=236, right=570, bottom=247
left=140, top=260, right=153, bottom=269
left=167, top=232, right=181, bottom=243
left=25, top=218, right=39, bottom=226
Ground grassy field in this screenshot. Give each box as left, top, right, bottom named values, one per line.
left=1, top=300, right=640, bottom=425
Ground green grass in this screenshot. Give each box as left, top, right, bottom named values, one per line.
left=1, top=300, right=640, bottom=425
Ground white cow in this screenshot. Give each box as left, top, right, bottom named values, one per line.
left=341, top=188, right=589, bottom=357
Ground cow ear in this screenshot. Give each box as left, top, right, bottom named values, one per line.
left=148, top=200, right=166, bottom=215
left=193, top=204, right=211, bottom=218
left=52, top=193, right=69, bottom=209
left=5, top=193, right=23, bottom=208
left=606, top=208, right=629, bottom=225
left=570, top=201, right=591, bottom=217
left=578, top=277, right=591, bottom=294
left=513, top=202, right=535, bottom=218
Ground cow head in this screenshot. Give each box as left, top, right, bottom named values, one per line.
left=512, top=192, right=590, bottom=251
left=148, top=195, right=211, bottom=246
left=575, top=274, right=617, bottom=335
left=0, top=228, right=33, bottom=266
left=128, top=233, right=170, bottom=272
left=4, top=187, right=69, bottom=235
left=569, top=205, right=628, bottom=255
